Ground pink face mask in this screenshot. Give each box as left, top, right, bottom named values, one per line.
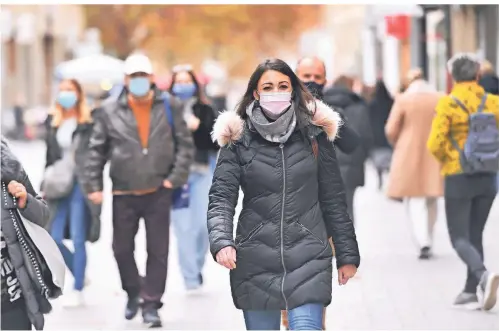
left=258, top=92, right=292, bottom=118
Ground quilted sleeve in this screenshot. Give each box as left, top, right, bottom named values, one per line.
left=427, top=97, right=451, bottom=163
left=207, top=145, right=241, bottom=260
left=317, top=133, right=360, bottom=268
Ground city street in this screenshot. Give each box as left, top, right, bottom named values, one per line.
left=9, top=140, right=499, bottom=330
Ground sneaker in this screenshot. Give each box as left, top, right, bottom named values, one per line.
left=124, top=296, right=140, bottom=320
left=478, top=271, right=499, bottom=311
left=142, top=306, right=162, bottom=328
left=452, top=292, right=480, bottom=310
left=63, top=290, right=85, bottom=308
left=418, top=247, right=432, bottom=260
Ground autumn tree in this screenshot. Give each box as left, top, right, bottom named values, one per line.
left=84, top=5, right=321, bottom=76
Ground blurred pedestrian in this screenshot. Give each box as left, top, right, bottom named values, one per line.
left=368, top=79, right=394, bottom=189
left=42, top=79, right=101, bottom=307
left=385, top=69, right=444, bottom=260
left=169, top=64, right=218, bottom=292
left=85, top=53, right=194, bottom=327
left=13, top=93, right=26, bottom=141
left=427, top=53, right=499, bottom=311
left=1, top=137, right=54, bottom=330
left=323, top=75, right=373, bottom=223
left=208, top=58, right=359, bottom=330
left=478, top=60, right=499, bottom=95
left=296, top=56, right=360, bottom=154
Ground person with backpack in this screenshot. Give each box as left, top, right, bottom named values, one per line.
left=427, top=53, right=499, bottom=311
left=85, top=53, right=194, bottom=327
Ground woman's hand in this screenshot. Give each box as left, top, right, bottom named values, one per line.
left=338, top=264, right=357, bottom=285
left=186, top=114, right=201, bottom=131
left=216, top=246, right=237, bottom=270
left=8, top=180, right=28, bottom=209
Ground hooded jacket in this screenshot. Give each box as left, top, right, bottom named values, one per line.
left=207, top=100, right=360, bottom=311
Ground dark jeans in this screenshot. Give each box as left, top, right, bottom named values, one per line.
left=1, top=305, right=32, bottom=330
left=112, top=187, right=172, bottom=307
left=444, top=174, right=497, bottom=294
left=244, top=303, right=324, bottom=330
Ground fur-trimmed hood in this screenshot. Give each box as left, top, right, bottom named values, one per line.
left=212, top=99, right=342, bottom=147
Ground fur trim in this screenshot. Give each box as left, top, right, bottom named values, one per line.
left=308, top=99, right=342, bottom=141
left=211, top=100, right=342, bottom=147
left=211, top=110, right=245, bottom=147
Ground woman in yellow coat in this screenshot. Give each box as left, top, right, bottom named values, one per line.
left=427, top=53, right=499, bottom=311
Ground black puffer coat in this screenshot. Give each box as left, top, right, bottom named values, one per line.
left=208, top=100, right=360, bottom=311
left=324, top=87, right=373, bottom=188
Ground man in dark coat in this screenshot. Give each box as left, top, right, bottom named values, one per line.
left=323, top=79, right=373, bottom=222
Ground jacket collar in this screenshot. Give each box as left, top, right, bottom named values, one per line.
left=211, top=99, right=342, bottom=147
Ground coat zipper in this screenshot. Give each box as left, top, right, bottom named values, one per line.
left=2, top=183, right=50, bottom=299
left=279, top=144, right=289, bottom=310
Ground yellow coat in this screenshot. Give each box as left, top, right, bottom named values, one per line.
left=427, top=82, right=499, bottom=176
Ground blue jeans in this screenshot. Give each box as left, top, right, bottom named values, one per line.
left=209, top=152, right=218, bottom=174
left=51, top=182, right=87, bottom=291
left=171, top=169, right=212, bottom=289
left=243, top=303, right=324, bottom=330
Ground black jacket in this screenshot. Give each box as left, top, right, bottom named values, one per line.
left=1, top=138, right=52, bottom=330
left=85, top=87, right=194, bottom=192
left=188, top=102, right=219, bottom=164
left=319, top=90, right=360, bottom=154
left=324, top=87, right=373, bottom=188
left=43, top=114, right=101, bottom=243
left=207, top=102, right=360, bottom=311
left=479, top=73, right=499, bottom=96
left=368, top=80, right=393, bottom=150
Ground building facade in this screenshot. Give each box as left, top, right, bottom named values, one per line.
left=1, top=5, right=85, bottom=109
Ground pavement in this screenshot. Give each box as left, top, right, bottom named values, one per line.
left=8, top=139, right=499, bottom=330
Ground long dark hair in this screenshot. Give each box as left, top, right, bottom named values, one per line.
left=169, top=69, right=210, bottom=105
left=236, top=58, right=316, bottom=130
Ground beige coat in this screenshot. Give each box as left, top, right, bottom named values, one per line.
left=385, top=81, right=444, bottom=198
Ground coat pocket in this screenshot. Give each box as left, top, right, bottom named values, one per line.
left=296, top=221, right=325, bottom=247
left=236, top=222, right=264, bottom=247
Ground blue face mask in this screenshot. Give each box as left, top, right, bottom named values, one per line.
left=128, top=77, right=151, bottom=97
left=57, top=91, right=78, bottom=110
left=172, top=83, right=197, bottom=100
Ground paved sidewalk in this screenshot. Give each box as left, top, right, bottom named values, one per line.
left=10, top=141, right=499, bottom=330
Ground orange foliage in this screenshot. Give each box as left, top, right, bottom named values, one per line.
left=84, top=5, right=321, bottom=76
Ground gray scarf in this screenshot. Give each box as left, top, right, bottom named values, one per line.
left=246, top=101, right=296, bottom=143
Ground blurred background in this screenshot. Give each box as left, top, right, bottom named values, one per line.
left=1, top=4, right=499, bottom=330
left=1, top=4, right=499, bottom=140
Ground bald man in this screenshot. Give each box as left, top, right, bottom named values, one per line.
left=296, top=57, right=327, bottom=98
left=296, top=56, right=360, bottom=154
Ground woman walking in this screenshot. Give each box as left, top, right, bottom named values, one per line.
left=43, top=79, right=101, bottom=307
left=208, top=58, right=360, bottom=330
left=169, top=65, right=218, bottom=291
left=427, top=53, right=499, bottom=310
